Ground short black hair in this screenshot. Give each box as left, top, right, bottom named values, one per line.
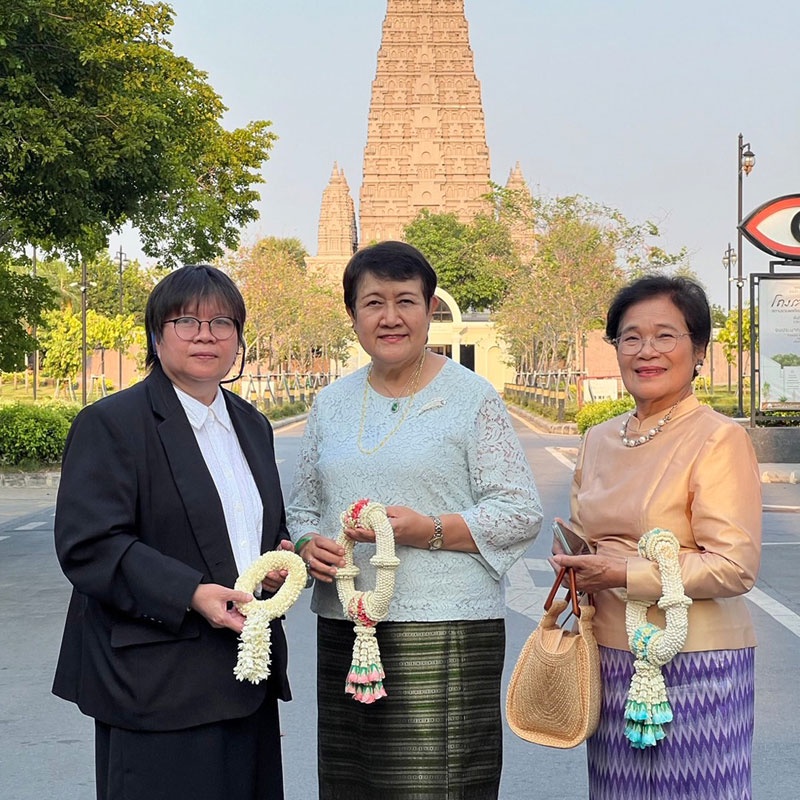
left=605, top=274, right=711, bottom=351
left=342, top=241, right=437, bottom=315
left=145, top=265, right=246, bottom=369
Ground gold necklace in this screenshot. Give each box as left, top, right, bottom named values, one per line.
left=357, top=351, right=426, bottom=455
left=369, top=351, right=424, bottom=413
left=619, top=401, right=679, bottom=448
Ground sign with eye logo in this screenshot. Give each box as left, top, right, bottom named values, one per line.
left=739, top=194, right=800, bottom=260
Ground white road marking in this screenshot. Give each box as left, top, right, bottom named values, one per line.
left=507, top=561, right=800, bottom=640
left=762, top=541, right=800, bottom=546
left=15, top=521, right=48, bottom=530
left=545, top=446, right=576, bottom=470
left=747, top=587, right=800, bottom=639
left=505, top=559, right=548, bottom=621
left=0, top=536, right=8, bottom=543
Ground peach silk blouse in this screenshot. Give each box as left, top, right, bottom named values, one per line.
left=570, top=394, right=762, bottom=652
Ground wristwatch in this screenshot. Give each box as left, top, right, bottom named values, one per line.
left=428, top=516, right=444, bottom=550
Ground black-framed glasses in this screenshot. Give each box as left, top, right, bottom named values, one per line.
left=163, top=316, right=237, bottom=341
left=608, top=332, right=692, bottom=355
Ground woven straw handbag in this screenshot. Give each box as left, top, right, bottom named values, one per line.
left=506, top=566, right=602, bottom=748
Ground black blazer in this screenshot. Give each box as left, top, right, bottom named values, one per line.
left=52, top=365, right=292, bottom=731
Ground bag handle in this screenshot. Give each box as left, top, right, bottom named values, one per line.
left=544, top=566, right=581, bottom=618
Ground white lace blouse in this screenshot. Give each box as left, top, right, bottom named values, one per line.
left=286, top=358, right=542, bottom=622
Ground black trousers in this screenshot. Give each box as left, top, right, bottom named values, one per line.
left=94, top=697, right=284, bottom=800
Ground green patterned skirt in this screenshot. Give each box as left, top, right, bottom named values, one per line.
left=317, top=616, right=505, bottom=800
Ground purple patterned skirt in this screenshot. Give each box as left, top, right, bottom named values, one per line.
left=587, top=645, right=755, bottom=800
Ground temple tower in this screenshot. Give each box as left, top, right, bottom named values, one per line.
left=307, top=163, right=357, bottom=280
left=504, top=161, right=536, bottom=262
left=317, top=163, right=357, bottom=258
left=358, top=0, right=491, bottom=245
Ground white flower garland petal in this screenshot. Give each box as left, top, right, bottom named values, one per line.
left=233, top=550, right=307, bottom=684
left=624, top=528, right=692, bottom=748
left=336, top=499, right=400, bottom=703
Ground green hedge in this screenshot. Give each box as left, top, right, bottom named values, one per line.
left=0, top=398, right=308, bottom=468
left=265, top=400, right=308, bottom=420
left=575, top=397, right=635, bottom=435
left=0, top=402, right=80, bottom=466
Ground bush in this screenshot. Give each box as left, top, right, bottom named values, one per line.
left=575, top=397, right=635, bottom=435
left=266, top=401, right=308, bottom=421
left=0, top=402, right=79, bottom=466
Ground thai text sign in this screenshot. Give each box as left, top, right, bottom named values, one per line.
left=758, top=277, right=800, bottom=411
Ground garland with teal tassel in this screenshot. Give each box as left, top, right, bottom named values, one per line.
left=624, top=528, right=692, bottom=748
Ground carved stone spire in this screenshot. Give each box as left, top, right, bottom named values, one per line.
left=359, top=0, right=491, bottom=245
left=503, top=161, right=535, bottom=261
left=317, top=162, right=357, bottom=257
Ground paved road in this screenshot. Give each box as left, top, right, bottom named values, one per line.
left=1, top=416, right=799, bottom=799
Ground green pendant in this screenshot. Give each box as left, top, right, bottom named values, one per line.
left=390, top=401, right=399, bottom=413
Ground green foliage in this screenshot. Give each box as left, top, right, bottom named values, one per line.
left=0, top=258, right=57, bottom=370
left=403, top=209, right=521, bottom=310
left=83, top=253, right=165, bottom=322
left=575, top=397, right=635, bottom=435
left=710, top=304, right=728, bottom=327
left=771, top=353, right=800, bottom=367
left=0, top=0, right=276, bottom=264
left=0, top=402, right=78, bottom=465
left=265, top=401, right=307, bottom=420
left=716, top=307, right=751, bottom=366
left=37, top=307, right=141, bottom=381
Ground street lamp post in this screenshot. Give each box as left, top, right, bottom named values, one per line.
left=116, top=246, right=129, bottom=390
left=32, top=246, right=38, bottom=401
left=721, top=243, right=737, bottom=393
left=736, top=133, right=755, bottom=418
left=80, top=259, right=88, bottom=406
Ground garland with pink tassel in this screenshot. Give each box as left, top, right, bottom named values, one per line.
left=335, top=499, right=399, bottom=703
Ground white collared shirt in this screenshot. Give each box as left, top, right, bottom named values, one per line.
left=174, top=386, right=263, bottom=576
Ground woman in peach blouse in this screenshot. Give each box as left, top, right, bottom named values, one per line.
left=553, top=275, right=761, bottom=800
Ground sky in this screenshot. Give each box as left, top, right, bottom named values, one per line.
left=113, top=0, right=800, bottom=309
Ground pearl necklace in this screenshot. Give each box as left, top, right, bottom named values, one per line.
left=619, top=402, right=679, bottom=448
left=357, top=351, right=426, bottom=455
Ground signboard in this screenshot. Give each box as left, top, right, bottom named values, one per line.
left=740, top=195, right=800, bottom=259
left=758, top=276, right=800, bottom=411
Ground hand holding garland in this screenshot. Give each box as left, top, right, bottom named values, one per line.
left=233, top=547, right=308, bottom=684
left=295, top=534, right=346, bottom=584
left=346, top=505, right=478, bottom=553
left=190, top=583, right=254, bottom=634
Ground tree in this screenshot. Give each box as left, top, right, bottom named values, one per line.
left=38, top=307, right=140, bottom=385
left=710, top=304, right=728, bottom=328
left=717, top=306, right=751, bottom=372
left=492, top=194, right=690, bottom=373
left=0, top=256, right=56, bottom=371
left=404, top=210, right=521, bottom=310
left=84, top=254, right=165, bottom=323
left=224, top=238, right=353, bottom=372
left=494, top=209, right=623, bottom=373
left=771, top=353, right=800, bottom=367
left=0, top=1, right=277, bottom=264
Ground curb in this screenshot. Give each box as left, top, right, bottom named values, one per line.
left=0, top=471, right=61, bottom=488
left=507, top=406, right=578, bottom=436
left=761, top=470, right=798, bottom=485
left=0, top=413, right=311, bottom=491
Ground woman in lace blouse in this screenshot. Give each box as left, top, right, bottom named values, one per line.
left=287, top=241, right=542, bottom=800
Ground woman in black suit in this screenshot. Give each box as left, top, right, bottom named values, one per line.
left=53, top=265, right=293, bottom=800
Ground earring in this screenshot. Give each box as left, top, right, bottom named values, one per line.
left=694, top=362, right=703, bottom=374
